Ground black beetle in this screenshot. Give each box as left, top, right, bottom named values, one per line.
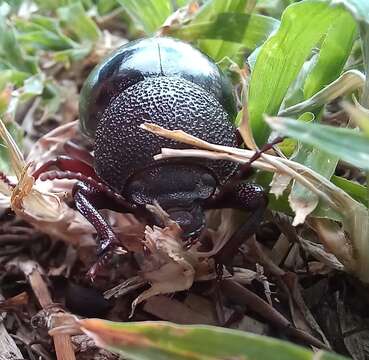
left=34, top=37, right=267, bottom=278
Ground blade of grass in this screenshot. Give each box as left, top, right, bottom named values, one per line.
left=15, top=16, right=77, bottom=51
left=331, top=175, right=368, bottom=207
left=279, top=70, right=365, bottom=117
left=267, top=116, right=369, bottom=171
left=248, top=0, right=353, bottom=146
left=170, top=12, right=279, bottom=50
left=304, top=10, right=356, bottom=98
left=190, top=0, right=248, bottom=23
left=274, top=9, right=355, bottom=224
left=0, top=12, right=37, bottom=74
left=57, top=2, right=100, bottom=43
left=77, top=319, right=348, bottom=360
left=331, top=0, right=369, bottom=107
left=117, top=0, right=175, bottom=34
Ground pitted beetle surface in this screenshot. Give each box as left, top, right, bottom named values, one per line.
left=34, top=37, right=267, bottom=279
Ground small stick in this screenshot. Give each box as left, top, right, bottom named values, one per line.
left=220, top=279, right=329, bottom=350
left=0, top=294, right=24, bottom=360
left=17, top=260, right=76, bottom=360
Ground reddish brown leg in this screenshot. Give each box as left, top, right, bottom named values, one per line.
left=206, top=137, right=281, bottom=268
left=71, top=179, right=146, bottom=281
left=0, top=171, right=16, bottom=188
left=209, top=137, right=284, bottom=264
left=73, top=181, right=122, bottom=280
left=74, top=182, right=119, bottom=253
left=38, top=170, right=135, bottom=212
left=32, top=156, right=99, bottom=181
left=36, top=168, right=144, bottom=281
left=205, top=182, right=268, bottom=267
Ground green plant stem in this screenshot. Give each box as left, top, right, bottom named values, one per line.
left=367, top=171, right=369, bottom=209
left=360, top=23, right=369, bottom=107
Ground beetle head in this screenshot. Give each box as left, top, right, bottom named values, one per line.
left=165, top=205, right=205, bottom=239
left=124, top=162, right=216, bottom=238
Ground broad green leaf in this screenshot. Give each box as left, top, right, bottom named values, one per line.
left=328, top=1, right=369, bottom=107
left=57, top=2, right=101, bottom=43
left=169, top=0, right=278, bottom=64
left=171, top=13, right=279, bottom=51
left=304, top=10, right=356, bottom=98
left=194, top=0, right=248, bottom=63
left=78, top=319, right=348, bottom=360
left=332, top=0, right=369, bottom=24
left=0, top=14, right=37, bottom=74
left=286, top=10, right=355, bottom=225
left=199, top=40, right=244, bottom=65
left=277, top=112, right=314, bottom=157
left=332, top=175, right=368, bottom=207
left=0, top=70, right=28, bottom=90
left=15, top=16, right=77, bottom=51
left=279, top=70, right=365, bottom=117
left=267, top=116, right=369, bottom=171
left=191, top=0, right=249, bottom=23
left=117, top=0, right=180, bottom=34
left=282, top=55, right=318, bottom=109
left=97, top=0, right=118, bottom=15
left=52, top=47, right=92, bottom=66
left=248, top=0, right=352, bottom=146
left=17, top=32, right=72, bottom=51
left=34, top=0, right=70, bottom=11
left=285, top=9, right=356, bottom=108
left=255, top=0, right=288, bottom=18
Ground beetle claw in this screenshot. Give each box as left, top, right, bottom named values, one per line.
left=86, top=250, right=115, bottom=282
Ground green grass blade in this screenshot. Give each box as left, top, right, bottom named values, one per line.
left=267, top=116, right=369, bottom=171
left=190, top=0, right=249, bottom=23
left=304, top=10, right=356, bottom=98
left=280, top=70, right=365, bottom=117
left=79, top=319, right=348, bottom=360
left=285, top=10, right=356, bottom=224
left=331, top=175, right=368, bottom=207
left=15, top=16, right=77, bottom=51
left=170, top=0, right=278, bottom=64
left=332, top=0, right=369, bottom=24
left=328, top=1, right=369, bottom=106
left=0, top=14, right=37, bottom=74
left=171, top=13, right=279, bottom=50
left=247, top=1, right=352, bottom=146
left=57, top=2, right=100, bottom=43
left=117, top=0, right=175, bottom=34
left=192, top=0, right=250, bottom=63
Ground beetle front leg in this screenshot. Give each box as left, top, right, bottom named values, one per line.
left=205, top=182, right=268, bottom=266
left=72, top=180, right=139, bottom=280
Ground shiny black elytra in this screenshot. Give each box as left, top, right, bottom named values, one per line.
left=34, top=37, right=267, bottom=279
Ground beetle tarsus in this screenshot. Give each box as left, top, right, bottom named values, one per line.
left=86, top=250, right=114, bottom=282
